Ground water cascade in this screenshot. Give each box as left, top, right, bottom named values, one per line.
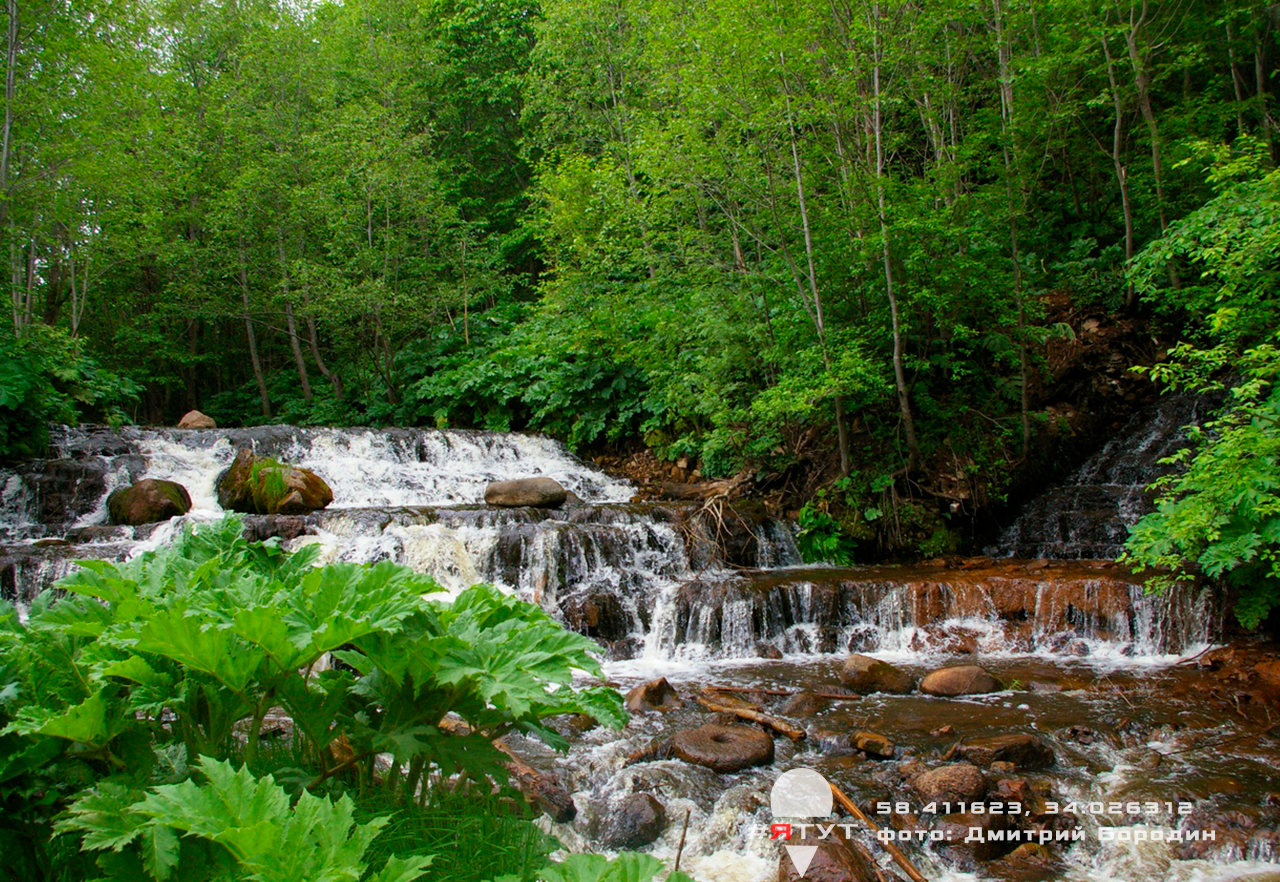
left=989, top=393, right=1212, bottom=559
left=2, top=421, right=1273, bottom=882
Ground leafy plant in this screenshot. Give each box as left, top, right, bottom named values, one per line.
left=59, top=756, right=433, bottom=882
left=0, top=517, right=625, bottom=878
left=0, top=325, right=140, bottom=459
left=1122, top=141, right=1280, bottom=632
left=1123, top=343, right=1280, bottom=630
left=796, top=493, right=859, bottom=566
left=493, top=853, right=697, bottom=882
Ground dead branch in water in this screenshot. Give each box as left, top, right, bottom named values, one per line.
left=829, top=780, right=929, bottom=882
left=695, top=695, right=806, bottom=740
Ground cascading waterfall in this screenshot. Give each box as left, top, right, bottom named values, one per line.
left=0, top=423, right=1219, bottom=661
left=989, top=393, right=1213, bottom=559
left=3, top=422, right=1271, bottom=882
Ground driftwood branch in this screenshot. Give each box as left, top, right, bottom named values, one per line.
left=829, top=780, right=928, bottom=882
left=695, top=695, right=806, bottom=740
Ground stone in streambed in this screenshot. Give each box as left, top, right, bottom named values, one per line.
left=912, top=763, right=987, bottom=803
left=932, top=811, right=1020, bottom=862
left=107, top=478, right=192, bottom=525
left=216, top=449, right=333, bottom=515
left=781, top=691, right=829, bottom=716
left=484, top=477, right=568, bottom=508
left=776, top=833, right=879, bottom=882
left=991, top=842, right=1061, bottom=875
left=177, top=409, right=216, bottom=429
left=601, top=793, right=667, bottom=849
left=673, top=724, right=774, bottom=773
left=955, top=733, right=1055, bottom=770
left=920, top=664, right=1001, bottom=696
left=563, top=592, right=630, bottom=642
left=625, top=678, right=684, bottom=713
left=852, top=731, right=895, bottom=759
left=839, top=654, right=914, bottom=694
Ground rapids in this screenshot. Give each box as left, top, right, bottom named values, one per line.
left=1, top=420, right=1276, bottom=882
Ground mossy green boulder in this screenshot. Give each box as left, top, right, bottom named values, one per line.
left=107, top=478, right=193, bottom=525
left=216, top=449, right=333, bottom=515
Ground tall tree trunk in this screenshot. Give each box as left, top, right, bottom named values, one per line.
left=782, top=64, right=850, bottom=475
left=186, top=319, right=199, bottom=410
left=278, top=231, right=312, bottom=404
left=993, top=0, right=1031, bottom=457
left=1, top=0, right=15, bottom=234
left=1102, top=36, right=1137, bottom=310
left=1123, top=2, right=1168, bottom=232
left=239, top=237, right=272, bottom=418
left=1258, top=29, right=1276, bottom=161
left=284, top=301, right=312, bottom=405
left=870, top=1, right=920, bottom=472
left=1227, top=20, right=1248, bottom=136
left=300, top=275, right=343, bottom=401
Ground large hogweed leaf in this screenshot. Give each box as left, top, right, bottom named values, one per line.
left=62, top=757, right=431, bottom=882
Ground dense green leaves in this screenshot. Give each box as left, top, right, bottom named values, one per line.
left=0, top=517, right=625, bottom=879
left=1123, top=146, right=1280, bottom=631
left=60, top=757, right=434, bottom=882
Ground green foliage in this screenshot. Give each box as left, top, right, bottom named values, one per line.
left=403, top=302, right=659, bottom=450
left=1124, top=343, right=1280, bottom=630
left=1132, top=139, right=1280, bottom=345
left=1123, top=141, right=1280, bottom=632
left=0, top=517, right=624, bottom=878
left=363, top=787, right=554, bottom=882
left=0, top=326, right=140, bottom=459
left=59, top=756, right=434, bottom=882
left=494, top=853, right=697, bottom=882
left=796, top=497, right=859, bottom=566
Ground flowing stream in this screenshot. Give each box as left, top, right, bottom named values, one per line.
left=1, top=413, right=1276, bottom=882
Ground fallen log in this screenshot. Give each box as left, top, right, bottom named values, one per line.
left=695, top=694, right=806, bottom=741
left=496, top=740, right=576, bottom=822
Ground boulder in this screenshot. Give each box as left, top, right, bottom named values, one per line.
left=933, top=811, right=1020, bottom=861
left=776, top=832, right=878, bottom=882
left=920, top=664, right=1001, bottom=696
left=756, top=642, right=784, bottom=660
left=177, top=410, right=217, bottom=429
left=563, top=592, right=631, bottom=642
left=1255, top=660, right=1280, bottom=690
left=484, top=478, right=567, bottom=508
left=216, top=449, right=333, bottom=515
left=781, top=691, right=830, bottom=716
left=625, top=678, right=684, bottom=713
left=992, top=842, right=1060, bottom=874
left=955, top=734, right=1055, bottom=770
left=22, top=458, right=109, bottom=526
left=840, top=654, right=914, bottom=694
left=673, top=724, right=775, bottom=773
left=912, top=763, right=987, bottom=803
left=107, top=478, right=192, bottom=525
left=601, top=793, right=667, bottom=849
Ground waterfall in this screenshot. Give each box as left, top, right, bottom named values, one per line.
left=0, top=423, right=1220, bottom=662
left=988, top=393, right=1212, bottom=559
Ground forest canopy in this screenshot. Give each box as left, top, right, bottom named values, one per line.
left=0, top=0, right=1276, bottom=566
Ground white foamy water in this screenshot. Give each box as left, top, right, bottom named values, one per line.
left=123, top=426, right=635, bottom=512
